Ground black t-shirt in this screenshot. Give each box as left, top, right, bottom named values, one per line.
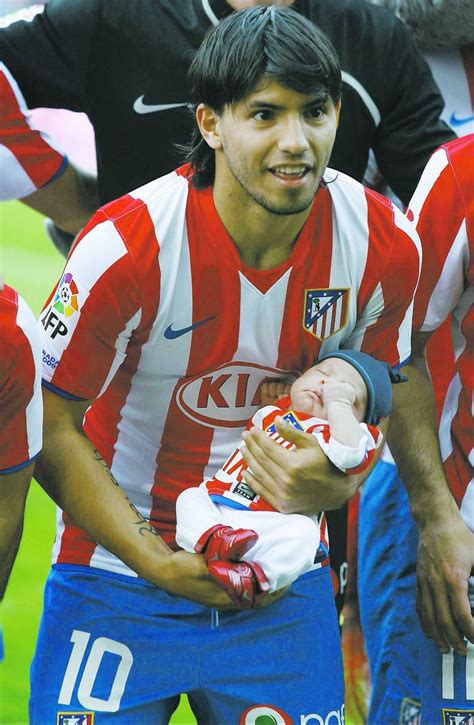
left=0, top=0, right=454, bottom=204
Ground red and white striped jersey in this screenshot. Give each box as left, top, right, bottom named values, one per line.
left=0, top=62, right=65, bottom=200
left=39, top=167, right=420, bottom=576
left=204, top=395, right=383, bottom=512
left=0, top=284, right=42, bottom=472
left=411, top=135, right=473, bottom=531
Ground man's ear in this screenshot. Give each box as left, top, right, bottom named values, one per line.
left=196, top=103, right=222, bottom=149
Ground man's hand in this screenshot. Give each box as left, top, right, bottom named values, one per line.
left=241, top=417, right=358, bottom=513
left=416, top=514, right=474, bottom=655
left=153, top=550, right=286, bottom=611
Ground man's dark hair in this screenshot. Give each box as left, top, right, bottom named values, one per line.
left=182, top=6, right=342, bottom=188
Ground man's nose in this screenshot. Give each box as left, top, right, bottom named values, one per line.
left=277, top=116, right=310, bottom=155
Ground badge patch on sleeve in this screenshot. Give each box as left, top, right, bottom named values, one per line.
left=57, top=713, right=94, bottom=725
left=442, top=709, right=474, bottom=725
left=303, top=288, right=349, bottom=340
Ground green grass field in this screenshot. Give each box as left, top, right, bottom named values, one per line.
left=0, top=202, right=196, bottom=724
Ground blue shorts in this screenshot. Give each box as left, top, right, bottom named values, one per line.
left=357, top=460, right=422, bottom=723
left=30, top=563, right=343, bottom=724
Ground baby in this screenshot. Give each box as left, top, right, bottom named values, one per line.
left=176, top=350, right=403, bottom=609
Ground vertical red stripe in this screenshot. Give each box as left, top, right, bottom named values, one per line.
left=359, top=191, right=419, bottom=365
left=277, top=187, right=334, bottom=371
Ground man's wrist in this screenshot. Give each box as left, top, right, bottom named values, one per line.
left=410, top=482, right=460, bottom=531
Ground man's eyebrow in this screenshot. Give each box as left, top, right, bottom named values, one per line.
left=247, top=96, right=329, bottom=111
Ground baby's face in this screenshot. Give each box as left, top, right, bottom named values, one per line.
left=289, top=358, right=368, bottom=420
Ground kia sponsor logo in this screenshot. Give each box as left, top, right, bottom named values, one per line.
left=176, top=362, right=297, bottom=428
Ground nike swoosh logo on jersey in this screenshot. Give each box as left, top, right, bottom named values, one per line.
left=164, top=315, right=216, bottom=339
left=449, top=112, right=474, bottom=127
left=133, top=96, right=188, bottom=114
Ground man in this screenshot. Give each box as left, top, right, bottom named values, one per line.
left=1, top=0, right=455, bottom=614
left=389, top=135, right=474, bottom=719
left=0, top=280, right=42, bottom=602
left=32, top=8, right=420, bottom=722
left=0, top=60, right=98, bottom=234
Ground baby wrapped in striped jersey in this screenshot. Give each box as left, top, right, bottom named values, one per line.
left=176, top=350, right=403, bottom=609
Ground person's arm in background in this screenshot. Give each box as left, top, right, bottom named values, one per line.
left=22, top=162, right=98, bottom=236
left=388, top=138, right=474, bottom=655
left=388, top=346, right=474, bottom=655
left=0, top=464, right=33, bottom=599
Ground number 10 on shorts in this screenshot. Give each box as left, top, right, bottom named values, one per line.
left=58, top=630, right=134, bottom=712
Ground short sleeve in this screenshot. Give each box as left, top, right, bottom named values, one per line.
left=0, top=287, right=42, bottom=472
left=39, top=209, right=144, bottom=401
left=0, top=62, right=66, bottom=199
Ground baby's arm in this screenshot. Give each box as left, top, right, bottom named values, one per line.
left=315, top=381, right=383, bottom=473
left=322, top=381, right=364, bottom=448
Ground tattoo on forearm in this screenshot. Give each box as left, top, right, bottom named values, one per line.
left=92, top=448, right=158, bottom=537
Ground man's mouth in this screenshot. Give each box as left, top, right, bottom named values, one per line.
left=269, top=164, right=311, bottom=180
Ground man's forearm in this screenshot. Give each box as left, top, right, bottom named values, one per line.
left=35, top=424, right=172, bottom=580
left=388, top=363, right=458, bottom=525
left=22, top=163, right=99, bottom=235
left=0, top=464, right=32, bottom=599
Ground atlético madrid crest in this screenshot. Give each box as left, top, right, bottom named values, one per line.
left=303, top=288, right=349, bottom=340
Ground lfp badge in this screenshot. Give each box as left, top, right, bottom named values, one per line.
left=303, top=288, right=349, bottom=341
left=53, top=272, right=80, bottom=318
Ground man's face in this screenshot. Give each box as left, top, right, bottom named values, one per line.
left=211, top=79, right=340, bottom=217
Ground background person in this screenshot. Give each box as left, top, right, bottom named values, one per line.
left=0, top=280, right=42, bottom=656
left=388, top=134, right=474, bottom=720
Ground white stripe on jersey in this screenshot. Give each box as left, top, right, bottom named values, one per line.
left=16, top=293, right=42, bottom=459
left=451, top=282, right=473, bottom=363
left=460, top=479, right=474, bottom=532
left=41, top=220, right=128, bottom=377
left=97, top=307, right=143, bottom=398
left=409, top=147, right=448, bottom=222
left=439, top=373, right=462, bottom=461
left=422, top=220, right=467, bottom=332
left=319, top=171, right=370, bottom=355
left=103, top=178, right=191, bottom=533
left=201, top=270, right=293, bottom=483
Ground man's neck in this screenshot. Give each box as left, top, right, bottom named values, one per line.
left=212, top=182, right=313, bottom=271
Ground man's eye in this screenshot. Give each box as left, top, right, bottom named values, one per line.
left=254, top=110, right=273, bottom=121
left=306, top=106, right=325, bottom=120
